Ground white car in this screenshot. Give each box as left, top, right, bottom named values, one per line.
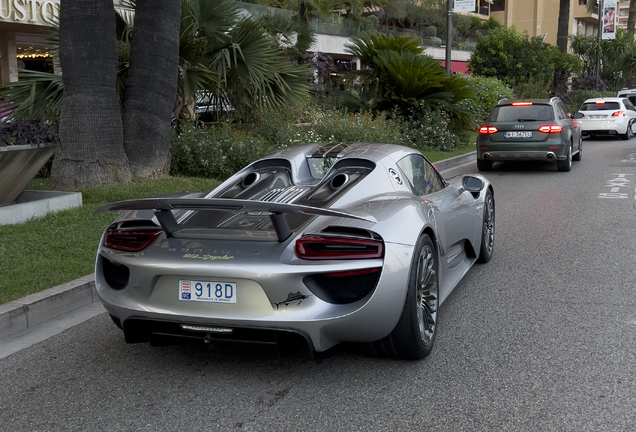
left=617, top=88, right=636, bottom=106
left=574, top=97, right=636, bottom=140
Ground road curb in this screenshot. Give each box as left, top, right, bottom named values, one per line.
left=0, top=151, right=478, bottom=343
left=0, top=274, right=97, bottom=342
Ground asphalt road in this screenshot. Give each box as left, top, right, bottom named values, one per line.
left=2, top=137, right=636, bottom=431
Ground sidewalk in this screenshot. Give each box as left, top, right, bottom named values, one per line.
left=0, top=151, right=477, bottom=357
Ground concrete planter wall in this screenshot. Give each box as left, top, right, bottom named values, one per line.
left=0, top=144, right=55, bottom=207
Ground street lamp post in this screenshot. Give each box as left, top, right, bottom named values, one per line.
left=597, top=0, right=603, bottom=79
left=446, top=0, right=453, bottom=74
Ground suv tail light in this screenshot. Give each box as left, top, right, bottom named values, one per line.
left=479, top=126, right=498, bottom=134
left=612, top=111, right=626, bottom=117
left=296, top=235, right=384, bottom=260
left=538, top=125, right=562, bottom=133
left=103, top=221, right=163, bottom=252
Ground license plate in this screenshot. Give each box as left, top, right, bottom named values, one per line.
left=504, top=131, right=532, bottom=138
left=589, top=115, right=607, bottom=119
left=179, top=279, right=237, bottom=303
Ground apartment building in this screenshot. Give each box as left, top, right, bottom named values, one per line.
left=478, top=0, right=600, bottom=45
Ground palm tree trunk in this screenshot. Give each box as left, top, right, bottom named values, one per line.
left=52, top=0, right=132, bottom=190
left=123, top=0, right=181, bottom=178
left=628, top=0, right=636, bottom=36
left=626, top=0, right=636, bottom=87
left=556, top=0, right=570, bottom=53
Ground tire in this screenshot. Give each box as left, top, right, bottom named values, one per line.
left=557, top=143, right=572, bottom=172
left=477, top=158, right=492, bottom=171
left=477, top=189, right=495, bottom=263
left=371, top=234, right=439, bottom=360
left=572, top=136, right=582, bottom=162
left=621, top=121, right=633, bottom=140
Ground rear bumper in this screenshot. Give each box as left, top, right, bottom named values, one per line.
left=477, top=150, right=566, bottom=162
left=578, top=119, right=628, bottom=135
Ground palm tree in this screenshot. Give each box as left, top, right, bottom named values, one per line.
left=557, top=0, right=570, bottom=53
left=52, top=0, right=133, bottom=190
left=122, top=0, right=181, bottom=179
left=629, top=0, right=636, bottom=37
left=176, top=0, right=310, bottom=122
left=345, top=31, right=473, bottom=127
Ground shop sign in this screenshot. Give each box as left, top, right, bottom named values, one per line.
left=454, top=0, right=476, bottom=13
left=0, top=0, right=59, bottom=26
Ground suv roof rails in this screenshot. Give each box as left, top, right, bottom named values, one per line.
left=550, top=97, right=561, bottom=103
left=498, top=98, right=508, bottom=104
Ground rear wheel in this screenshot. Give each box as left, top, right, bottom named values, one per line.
left=557, top=143, right=572, bottom=172
left=477, top=159, right=492, bottom=171
left=621, top=121, right=633, bottom=140
left=477, top=189, right=495, bottom=263
left=371, top=235, right=439, bottom=360
left=573, top=136, right=582, bottom=161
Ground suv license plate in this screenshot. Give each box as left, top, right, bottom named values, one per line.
left=504, top=131, right=532, bottom=138
left=179, top=280, right=237, bottom=303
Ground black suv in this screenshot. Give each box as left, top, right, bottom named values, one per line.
left=476, top=98, right=582, bottom=172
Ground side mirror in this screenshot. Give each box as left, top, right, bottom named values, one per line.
left=573, top=112, right=584, bottom=119
left=462, top=175, right=484, bottom=193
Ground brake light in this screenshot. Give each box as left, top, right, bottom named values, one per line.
left=612, top=111, right=626, bottom=117
left=595, top=101, right=605, bottom=104
left=512, top=102, right=533, bottom=106
left=538, top=125, right=562, bottom=133
left=296, top=235, right=384, bottom=260
left=103, top=221, right=163, bottom=252
left=479, top=126, right=498, bottom=134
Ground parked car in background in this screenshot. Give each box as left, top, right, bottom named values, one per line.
left=476, top=97, right=582, bottom=172
left=574, top=97, right=636, bottom=140
left=94, top=142, right=495, bottom=360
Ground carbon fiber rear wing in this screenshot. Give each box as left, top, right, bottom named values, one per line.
left=94, top=198, right=376, bottom=242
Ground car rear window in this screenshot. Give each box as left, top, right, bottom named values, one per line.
left=488, top=104, right=554, bottom=122
left=580, top=102, right=620, bottom=111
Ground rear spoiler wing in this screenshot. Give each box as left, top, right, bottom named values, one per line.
left=94, top=198, right=376, bottom=242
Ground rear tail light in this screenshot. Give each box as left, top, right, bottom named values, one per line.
left=103, top=221, right=163, bottom=252
left=538, top=125, right=562, bottom=133
left=296, top=235, right=384, bottom=260
left=479, top=126, right=498, bottom=134
left=612, top=111, right=626, bottom=117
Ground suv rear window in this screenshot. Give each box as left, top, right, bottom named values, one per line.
left=488, top=104, right=554, bottom=122
left=580, top=102, right=620, bottom=111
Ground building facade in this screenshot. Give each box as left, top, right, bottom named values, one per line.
left=465, top=0, right=600, bottom=46
left=0, top=0, right=59, bottom=85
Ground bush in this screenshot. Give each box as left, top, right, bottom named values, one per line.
left=568, top=89, right=616, bottom=112
left=170, top=122, right=275, bottom=179
left=458, top=76, right=513, bottom=124
left=399, top=109, right=458, bottom=152
left=170, top=105, right=467, bottom=179
left=571, top=75, right=609, bottom=91
left=0, top=120, right=60, bottom=147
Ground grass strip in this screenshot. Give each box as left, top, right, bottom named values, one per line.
left=0, top=177, right=220, bottom=305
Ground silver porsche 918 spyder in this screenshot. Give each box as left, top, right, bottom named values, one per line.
left=95, top=142, right=494, bottom=360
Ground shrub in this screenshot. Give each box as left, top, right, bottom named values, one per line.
left=568, top=89, right=616, bottom=112
left=458, top=76, right=513, bottom=125
left=170, top=122, right=274, bottom=179
left=399, top=109, right=458, bottom=152
left=571, top=75, right=609, bottom=91
left=0, top=120, right=60, bottom=147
